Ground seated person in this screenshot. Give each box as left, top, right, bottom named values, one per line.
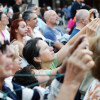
left=43, top=10, right=70, bottom=50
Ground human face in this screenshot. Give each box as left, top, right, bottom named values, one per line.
left=37, top=40, right=56, bottom=63
left=31, top=69, right=49, bottom=87
left=49, top=11, right=59, bottom=25
left=29, top=13, right=38, bottom=28
left=32, top=6, right=40, bottom=16
left=17, top=21, right=28, bottom=37
left=0, top=42, right=15, bottom=78
left=0, top=13, right=9, bottom=26
left=0, top=5, right=3, bottom=12
left=17, top=0, right=23, bottom=5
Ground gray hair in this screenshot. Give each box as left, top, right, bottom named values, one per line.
left=22, top=10, right=36, bottom=21
left=44, top=10, right=53, bottom=21
left=76, top=9, right=89, bottom=23
left=27, top=4, right=36, bottom=10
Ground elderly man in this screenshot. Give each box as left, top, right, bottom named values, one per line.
left=69, top=9, right=90, bottom=40
left=43, top=10, right=70, bottom=50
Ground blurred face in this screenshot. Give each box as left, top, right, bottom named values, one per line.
left=17, top=0, right=23, bottom=5
left=16, top=21, right=28, bottom=37
left=0, top=13, right=9, bottom=26
left=49, top=11, right=59, bottom=25
left=18, top=14, right=22, bottom=19
left=31, top=69, right=49, bottom=87
left=37, top=40, right=56, bottom=63
left=32, top=6, right=40, bottom=16
left=0, top=5, right=3, bottom=12
left=0, top=43, right=15, bottom=78
left=28, top=13, right=38, bottom=28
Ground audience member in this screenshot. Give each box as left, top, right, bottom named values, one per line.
left=10, top=19, right=33, bottom=57
left=27, top=3, right=46, bottom=33
left=69, top=9, right=89, bottom=40
left=12, top=12, right=22, bottom=21
left=71, top=0, right=84, bottom=19
left=0, top=12, right=10, bottom=41
left=13, top=0, right=23, bottom=13
left=43, top=10, right=70, bottom=50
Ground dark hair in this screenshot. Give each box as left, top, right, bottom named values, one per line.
left=0, top=12, right=3, bottom=21
left=27, top=3, right=36, bottom=10
left=12, top=12, right=21, bottom=21
left=22, top=10, right=35, bottom=21
left=23, top=38, right=42, bottom=69
left=12, top=65, right=39, bottom=89
left=0, top=40, right=9, bottom=53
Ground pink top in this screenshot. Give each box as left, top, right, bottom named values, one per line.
left=1, top=31, right=5, bottom=40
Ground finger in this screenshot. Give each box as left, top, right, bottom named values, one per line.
left=70, top=35, right=87, bottom=53
left=81, top=54, right=93, bottom=64
left=85, top=60, right=95, bottom=70
left=74, top=40, right=89, bottom=55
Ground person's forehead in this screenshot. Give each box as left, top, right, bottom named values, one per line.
left=19, top=21, right=26, bottom=26
left=32, top=6, right=38, bottom=10
left=30, top=13, right=37, bottom=18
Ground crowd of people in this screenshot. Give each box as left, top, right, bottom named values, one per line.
left=0, top=0, right=100, bottom=99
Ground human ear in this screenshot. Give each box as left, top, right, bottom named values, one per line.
left=15, top=29, right=18, bottom=33
left=33, top=57, right=41, bottom=63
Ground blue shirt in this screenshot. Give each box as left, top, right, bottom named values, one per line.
left=43, top=27, right=63, bottom=42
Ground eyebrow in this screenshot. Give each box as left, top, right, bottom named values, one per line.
left=33, top=17, right=37, bottom=20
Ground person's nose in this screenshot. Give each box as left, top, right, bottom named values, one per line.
left=49, top=46, right=53, bottom=51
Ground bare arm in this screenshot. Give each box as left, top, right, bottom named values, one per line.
left=57, top=18, right=100, bottom=66
left=57, top=38, right=94, bottom=100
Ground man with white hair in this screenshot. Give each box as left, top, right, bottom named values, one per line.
left=69, top=9, right=89, bottom=40
left=43, top=10, right=70, bottom=50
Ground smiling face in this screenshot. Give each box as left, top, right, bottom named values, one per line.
left=37, top=40, right=56, bottom=63
left=16, top=21, right=28, bottom=37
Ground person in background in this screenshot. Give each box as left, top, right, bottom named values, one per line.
left=71, top=0, right=84, bottom=19
left=0, top=12, right=10, bottom=41
left=69, top=9, right=90, bottom=40
left=27, top=3, right=46, bottom=33
left=12, top=12, right=22, bottom=21
left=0, top=3, right=3, bottom=12
left=13, top=0, right=23, bottom=13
